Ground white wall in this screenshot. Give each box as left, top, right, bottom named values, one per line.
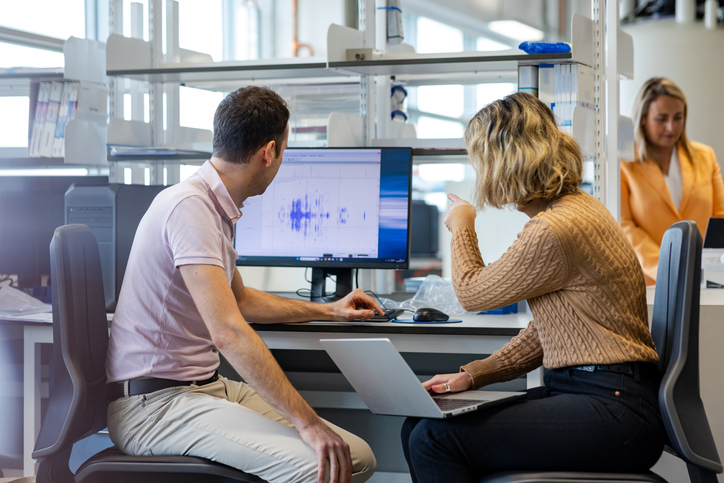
left=620, top=19, right=724, bottom=167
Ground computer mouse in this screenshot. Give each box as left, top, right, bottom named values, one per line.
left=413, top=307, right=450, bottom=322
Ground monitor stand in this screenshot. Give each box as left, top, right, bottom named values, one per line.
left=310, top=267, right=353, bottom=302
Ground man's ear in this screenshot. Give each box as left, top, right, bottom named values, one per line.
left=262, top=140, right=276, bottom=167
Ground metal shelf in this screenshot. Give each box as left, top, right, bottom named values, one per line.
left=329, top=52, right=573, bottom=77
left=0, top=71, right=64, bottom=97
left=107, top=60, right=348, bottom=86
left=0, top=157, right=74, bottom=168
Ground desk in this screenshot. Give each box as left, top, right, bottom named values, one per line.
left=10, top=311, right=533, bottom=477
left=253, top=314, right=540, bottom=419
left=11, top=293, right=723, bottom=480
left=22, top=321, right=52, bottom=478
left=0, top=316, right=52, bottom=478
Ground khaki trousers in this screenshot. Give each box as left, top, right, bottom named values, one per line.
left=107, top=376, right=376, bottom=483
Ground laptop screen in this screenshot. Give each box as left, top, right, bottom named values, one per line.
left=704, top=217, right=724, bottom=249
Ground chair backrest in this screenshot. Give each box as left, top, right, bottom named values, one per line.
left=651, top=221, right=722, bottom=476
left=33, top=224, right=109, bottom=459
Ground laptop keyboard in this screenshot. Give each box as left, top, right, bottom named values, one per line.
left=433, top=397, right=483, bottom=411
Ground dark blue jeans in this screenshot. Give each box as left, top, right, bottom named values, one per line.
left=401, top=363, right=666, bottom=483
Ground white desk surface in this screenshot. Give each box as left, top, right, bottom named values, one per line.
left=3, top=310, right=532, bottom=477
left=7, top=290, right=723, bottom=478
left=646, top=287, right=724, bottom=305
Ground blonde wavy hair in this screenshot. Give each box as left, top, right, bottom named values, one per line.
left=631, top=77, right=692, bottom=167
left=464, top=92, right=583, bottom=210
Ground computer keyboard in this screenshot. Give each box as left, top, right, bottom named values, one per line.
left=361, top=308, right=405, bottom=322
left=433, top=397, right=483, bottom=411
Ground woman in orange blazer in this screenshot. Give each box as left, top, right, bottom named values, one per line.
left=621, top=77, right=724, bottom=285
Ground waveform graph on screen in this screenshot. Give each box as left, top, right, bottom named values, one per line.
left=261, top=174, right=380, bottom=255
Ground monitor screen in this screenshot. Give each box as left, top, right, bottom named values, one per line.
left=704, top=217, right=724, bottom=249
left=0, top=175, right=109, bottom=290
left=235, top=147, right=412, bottom=300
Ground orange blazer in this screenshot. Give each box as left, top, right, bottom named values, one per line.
left=621, top=141, right=724, bottom=285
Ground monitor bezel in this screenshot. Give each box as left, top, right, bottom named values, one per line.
left=234, top=146, right=413, bottom=271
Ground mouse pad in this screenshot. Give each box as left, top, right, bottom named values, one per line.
left=391, top=318, right=463, bottom=324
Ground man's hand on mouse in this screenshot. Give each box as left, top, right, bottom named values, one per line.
left=423, top=371, right=473, bottom=394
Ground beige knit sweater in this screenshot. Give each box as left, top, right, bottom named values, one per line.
left=449, top=190, right=659, bottom=390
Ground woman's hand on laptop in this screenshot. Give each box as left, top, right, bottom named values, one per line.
left=424, top=371, right=473, bottom=394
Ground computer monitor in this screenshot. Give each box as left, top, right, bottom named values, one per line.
left=234, top=147, right=413, bottom=301
left=0, top=175, right=109, bottom=290
left=704, top=217, right=724, bottom=249
left=410, top=200, right=440, bottom=257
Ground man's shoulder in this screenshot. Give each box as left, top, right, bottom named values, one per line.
left=156, top=178, right=213, bottom=213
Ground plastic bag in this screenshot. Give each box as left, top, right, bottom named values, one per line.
left=378, top=274, right=471, bottom=316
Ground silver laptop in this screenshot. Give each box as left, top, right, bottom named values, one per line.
left=320, top=338, right=525, bottom=419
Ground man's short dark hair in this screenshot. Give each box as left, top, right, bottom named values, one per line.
left=212, top=86, right=290, bottom=164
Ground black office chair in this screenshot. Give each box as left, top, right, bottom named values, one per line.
left=480, top=221, right=723, bottom=483
left=32, top=224, right=263, bottom=483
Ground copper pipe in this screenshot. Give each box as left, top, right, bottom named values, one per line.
left=292, top=0, right=314, bottom=56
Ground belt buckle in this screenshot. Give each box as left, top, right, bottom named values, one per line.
left=578, top=365, right=596, bottom=372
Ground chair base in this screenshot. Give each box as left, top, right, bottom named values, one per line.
left=479, top=470, right=669, bottom=483
left=75, top=447, right=264, bottom=483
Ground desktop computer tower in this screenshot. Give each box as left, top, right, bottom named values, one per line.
left=65, top=184, right=166, bottom=312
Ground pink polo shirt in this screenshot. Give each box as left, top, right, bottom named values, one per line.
left=106, top=161, right=241, bottom=383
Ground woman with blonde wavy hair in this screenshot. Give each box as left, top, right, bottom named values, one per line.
left=621, top=77, right=724, bottom=285
left=401, top=92, right=665, bottom=482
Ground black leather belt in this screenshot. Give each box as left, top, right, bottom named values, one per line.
left=107, top=370, right=219, bottom=402
left=572, top=363, right=634, bottom=375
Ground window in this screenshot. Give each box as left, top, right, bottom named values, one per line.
left=0, top=0, right=85, bottom=40
left=416, top=17, right=464, bottom=54
left=0, top=1, right=85, bottom=149
left=178, top=0, right=223, bottom=61
left=418, top=85, right=464, bottom=118
left=476, top=37, right=512, bottom=51
left=476, top=83, right=517, bottom=109
left=416, top=117, right=464, bottom=139
left=179, top=87, right=224, bottom=131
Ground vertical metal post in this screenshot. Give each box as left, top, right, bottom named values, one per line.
left=605, top=0, right=620, bottom=220
left=359, top=0, right=376, bottom=147
left=158, top=0, right=181, bottom=185
left=592, top=0, right=605, bottom=205
left=146, top=0, right=164, bottom=185
left=374, top=0, right=390, bottom=140
left=108, top=0, right=125, bottom=183
left=149, top=0, right=163, bottom=151
left=130, top=2, right=145, bottom=122
left=222, top=0, right=235, bottom=60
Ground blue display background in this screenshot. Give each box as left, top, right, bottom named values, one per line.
left=378, top=149, right=412, bottom=261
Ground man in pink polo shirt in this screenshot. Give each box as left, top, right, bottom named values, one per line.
left=106, top=86, right=382, bottom=483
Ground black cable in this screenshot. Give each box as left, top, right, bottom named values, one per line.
left=0, top=275, right=17, bottom=287
left=295, top=287, right=334, bottom=303
left=363, top=289, right=416, bottom=315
